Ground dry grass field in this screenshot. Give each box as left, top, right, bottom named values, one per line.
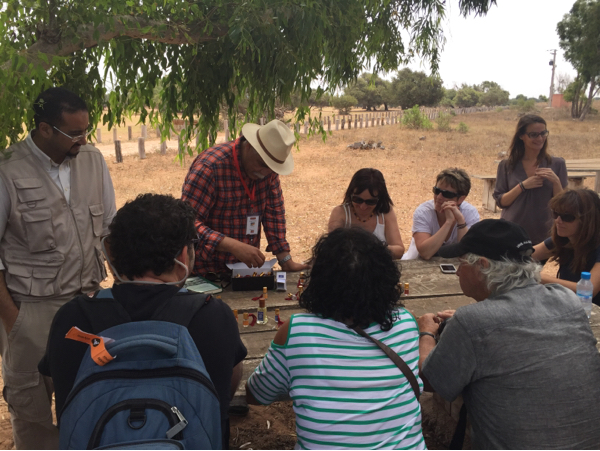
left=97, top=105, right=600, bottom=265
left=0, top=105, right=597, bottom=449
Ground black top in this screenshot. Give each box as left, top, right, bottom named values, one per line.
left=544, top=237, right=600, bottom=305
left=39, top=284, right=247, bottom=445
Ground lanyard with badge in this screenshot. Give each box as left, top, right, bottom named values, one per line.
left=232, top=144, right=260, bottom=236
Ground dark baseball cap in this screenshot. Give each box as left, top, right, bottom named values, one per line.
left=438, top=219, right=534, bottom=261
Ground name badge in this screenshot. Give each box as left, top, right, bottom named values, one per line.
left=246, top=214, right=260, bottom=235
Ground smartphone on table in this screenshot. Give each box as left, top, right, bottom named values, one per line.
left=440, top=264, right=457, bottom=274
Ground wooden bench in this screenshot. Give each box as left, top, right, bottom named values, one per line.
left=472, top=172, right=596, bottom=212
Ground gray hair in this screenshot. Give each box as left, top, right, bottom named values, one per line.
left=463, top=253, right=541, bottom=297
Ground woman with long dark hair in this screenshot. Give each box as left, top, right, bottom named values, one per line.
left=493, top=114, right=567, bottom=244
left=532, top=188, right=600, bottom=304
left=246, top=228, right=425, bottom=449
left=328, top=168, right=405, bottom=258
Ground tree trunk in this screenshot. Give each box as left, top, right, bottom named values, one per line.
left=384, top=103, right=389, bottom=111
left=579, top=78, right=599, bottom=121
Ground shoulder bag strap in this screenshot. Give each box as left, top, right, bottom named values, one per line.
left=151, top=292, right=211, bottom=328
left=352, top=325, right=421, bottom=400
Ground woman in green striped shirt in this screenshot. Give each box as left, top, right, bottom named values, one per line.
left=246, top=228, right=425, bottom=450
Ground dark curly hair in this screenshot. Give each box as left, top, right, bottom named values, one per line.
left=33, top=87, right=88, bottom=129
left=107, top=194, right=197, bottom=280
left=299, top=227, right=402, bottom=331
left=342, top=168, right=394, bottom=214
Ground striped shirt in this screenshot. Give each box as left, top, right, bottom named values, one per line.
left=247, top=310, right=425, bottom=450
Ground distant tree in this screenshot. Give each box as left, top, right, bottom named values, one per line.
left=538, top=95, right=549, bottom=102
left=557, top=0, right=600, bottom=120
left=391, top=68, right=444, bottom=109
left=344, top=73, right=389, bottom=111
left=440, top=88, right=457, bottom=107
left=309, top=91, right=331, bottom=111
left=454, top=86, right=481, bottom=108
left=332, top=95, right=358, bottom=115
left=479, top=87, right=509, bottom=106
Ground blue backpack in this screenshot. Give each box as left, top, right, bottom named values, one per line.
left=58, top=289, right=222, bottom=450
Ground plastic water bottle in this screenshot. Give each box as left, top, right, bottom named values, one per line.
left=576, top=272, right=593, bottom=318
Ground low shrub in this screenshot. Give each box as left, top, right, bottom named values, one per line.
left=457, top=122, right=469, bottom=134
left=401, top=105, right=433, bottom=130
left=436, top=112, right=452, bottom=132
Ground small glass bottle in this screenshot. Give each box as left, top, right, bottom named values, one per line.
left=233, top=309, right=238, bottom=321
left=404, top=282, right=409, bottom=296
left=243, top=312, right=249, bottom=328
left=297, top=272, right=306, bottom=288
left=257, top=287, right=268, bottom=325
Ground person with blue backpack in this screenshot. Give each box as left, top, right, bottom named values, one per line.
left=39, top=194, right=247, bottom=449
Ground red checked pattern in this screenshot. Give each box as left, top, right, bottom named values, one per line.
left=181, top=138, right=290, bottom=275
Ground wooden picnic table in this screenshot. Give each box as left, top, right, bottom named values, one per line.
left=565, top=159, right=600, bottom=192
left=226, top=257, right=467, bottom=406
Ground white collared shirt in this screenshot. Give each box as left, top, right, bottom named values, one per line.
left=0, top=132, right=116, bottom=270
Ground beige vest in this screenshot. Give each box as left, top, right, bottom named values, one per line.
left=0, top=141, right=107, bottom=302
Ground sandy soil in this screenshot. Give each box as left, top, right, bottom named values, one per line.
left=0, top=107, right=598, bottom=449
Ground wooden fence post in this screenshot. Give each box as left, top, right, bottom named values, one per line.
left=96, top=128, right=102, bottom=143
left=141, top=125, right=147, bottom=139
left=335, top=119, right=339, bottom=130
left=128, top=126, right=132, bottom=141
left=341, top=117, right=345, bottom=130
left=113, top=128, right=117, bottom=143
left=304, top=121, right=308, bottom=134
left=371, top=115, right=375, bottom=127
left=138, top=138, right=146, bottom=159
left=327, top=116, right=331, bottom=132
left=224, top=120, right=229, bottom=141
left=115, top=140, right=123, bottom=163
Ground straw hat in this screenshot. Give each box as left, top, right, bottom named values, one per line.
left=242, top=119, right=295, bottom=175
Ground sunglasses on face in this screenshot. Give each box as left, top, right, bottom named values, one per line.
left=351, top=195, right=378, bottom=206
left=552, top=210, right=577, bottom=223
left=433, top=186, right=459, bottom=199
left=525, top=130, right=549, bottom=139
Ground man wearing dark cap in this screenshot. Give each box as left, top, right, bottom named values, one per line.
left=417, top=219, right=600, bottom=449
left=181, top=119, right=308, bottom=276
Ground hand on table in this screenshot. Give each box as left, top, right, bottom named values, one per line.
left=280, top=258, right=309, bottom=272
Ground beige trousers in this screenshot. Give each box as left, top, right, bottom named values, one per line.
left=0, top=299, right=68, bottom=450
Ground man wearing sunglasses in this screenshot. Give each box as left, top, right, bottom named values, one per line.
left=0, top=87, right=116, bottom=449
left=402, top=168, right=479, bottom=260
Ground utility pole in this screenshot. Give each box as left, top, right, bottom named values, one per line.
left=548, top=49, right=557, bottom=106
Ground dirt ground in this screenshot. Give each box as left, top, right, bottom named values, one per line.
left=0, top=106, right=598, bottom=449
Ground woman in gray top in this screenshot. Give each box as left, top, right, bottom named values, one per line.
left=493, top=114, right=567, bottom=244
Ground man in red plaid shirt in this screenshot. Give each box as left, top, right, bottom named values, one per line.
left=182, top=119, right=308, bottom=276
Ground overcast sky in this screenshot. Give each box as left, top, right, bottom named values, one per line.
left=402, top=0, right=578, bottom=99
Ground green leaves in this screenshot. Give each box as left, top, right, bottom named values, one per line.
left=0, top=0, right=496, bottom=156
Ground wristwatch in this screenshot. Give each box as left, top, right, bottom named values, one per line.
left=278, top=254, right=292, bottom=266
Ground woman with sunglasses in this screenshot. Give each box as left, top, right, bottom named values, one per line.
left=532, top=188, right=600, bottom=305
left=403, top=167, right=479, bottom=260
left=328, top=168, right=405, bottom=259
left=493, top=114, right=567, bottom=245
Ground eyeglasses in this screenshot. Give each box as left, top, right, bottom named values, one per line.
left=52, top=125, right=94, bottom=143
left=525, top=130, right=549, bottom=139
left=433, top=186, right=460, bottom=199
left=351, top=195, right=378, bottom=206
left=551, top=210, right=577, bottom=223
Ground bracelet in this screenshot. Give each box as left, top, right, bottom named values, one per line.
left=519, top=182, right=526, bottom=192
left=419, top=332, right=438, bottom=343
left=456, top=223, right=467, bottom=230
left=278, top=254, right=292, bottom=266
